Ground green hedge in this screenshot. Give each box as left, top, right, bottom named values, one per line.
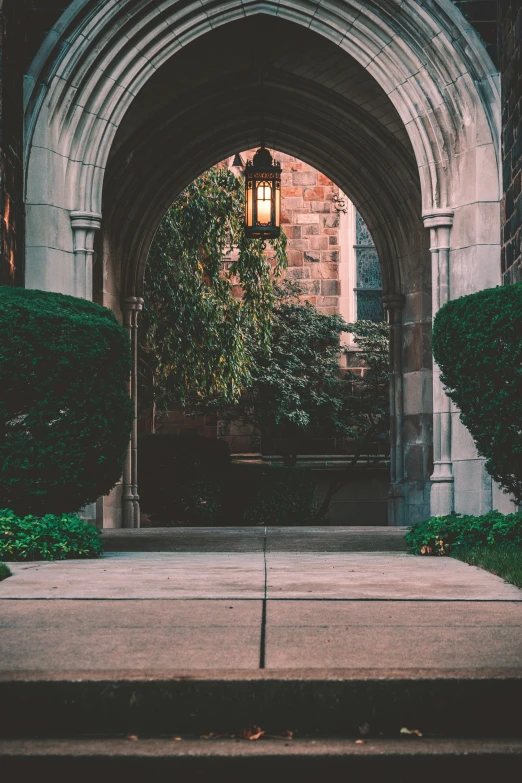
left=0, top=509, right=103, bottom=561
left=433, top=283, right=522, bottom=502
left=406, top=511, right=522, bottom=555
left=0, top=288, right=132, bottom=516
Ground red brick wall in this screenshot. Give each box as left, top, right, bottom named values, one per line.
left=277, top=153, right=342, bottom=315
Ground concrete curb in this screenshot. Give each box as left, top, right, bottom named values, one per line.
left=2, top=668, right=522, bottom=739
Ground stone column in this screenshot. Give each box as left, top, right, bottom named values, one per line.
left=383, top=293, right=406, bottom=525
left=121, top=296, right=144, bottom=528
left=423, top=209, right=454, bottom=516
left=70, top=212, right=102, bottom=300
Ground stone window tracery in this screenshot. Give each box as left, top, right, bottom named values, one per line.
left=354, top=212, right=383, bottom=322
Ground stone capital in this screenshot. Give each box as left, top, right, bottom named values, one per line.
left=122, top=296, right=144, bottom=313
left=422, top=209, right=454, bottom=229
left=382, top=293, right=406, bottom=311
left=70, top=211, right=102, bottom=232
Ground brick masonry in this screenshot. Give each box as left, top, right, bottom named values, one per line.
left=0, top=1, right=25, bottom=286
left=268, top=151, right=342, bottom=315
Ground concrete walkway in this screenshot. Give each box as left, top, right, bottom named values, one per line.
left=1, top=528, right=522, bottom=672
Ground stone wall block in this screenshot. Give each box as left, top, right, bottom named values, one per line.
left=304, top=250, right=321, bottom=263
left=309, top=235, right=329, bottom=250
left=287, top=249, right=304, bottom=266
left=310, top=262, right=338, bottom=278
left=292, top=171, right=317, bottom=186
left=303, top=187, right=325, bottom=200
left=320, top=279, right=340, bottom=295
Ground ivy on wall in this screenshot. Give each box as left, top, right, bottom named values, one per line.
left=138, top=165, right=287, bottom=417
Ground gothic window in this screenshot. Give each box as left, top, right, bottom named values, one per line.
left=354, top=212, right=384, bottom=322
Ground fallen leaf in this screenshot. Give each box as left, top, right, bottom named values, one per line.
left=355, top=739, right=366, bottom=745
left=173, top=737, right=182, bottom=741
left=243, top=725, right=265, bottom=740
left=400, top=727, right=423, bottom=737
left=126, top=735, right=138, bottom=741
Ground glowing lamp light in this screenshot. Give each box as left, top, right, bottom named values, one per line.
left=244, top=147, right=281, bottom=240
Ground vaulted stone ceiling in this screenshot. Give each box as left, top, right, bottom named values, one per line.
left=104, top=16, right=422, bottom=297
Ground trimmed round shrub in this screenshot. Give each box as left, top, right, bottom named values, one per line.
left=138, top=434, right=230, bottom=525
left=433, top=283, right=522, bottom=502
left=0, top=509, right=103, bottom=561
left=0, top=288, right=132, bottom=515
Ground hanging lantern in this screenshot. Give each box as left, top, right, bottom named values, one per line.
left=244, top=147, right=281, bottom=239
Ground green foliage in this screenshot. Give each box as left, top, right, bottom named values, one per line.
left=138, top=435, right=230, bottom=525
left=219, top=282, right=389, bottom=462
left=453, top=546, right=522, bottom=589
left=0, top=288, right=132, bottom=516
left=342, top=318, right=390, bottom=440
left=0, top=509, right=103, bottom=561
left=406, top=511, right=522, bottom=555
left=243, top=466, right=318, bottom=526
left=139, top=165, right=287, bottom=413
left=432, top=283, right=522, bottom=502
left=0, top=562, right=10, bottom=581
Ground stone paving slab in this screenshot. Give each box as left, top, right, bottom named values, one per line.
left=102, top=527, right=266, bottom=552
left=0, top=600, right=262, bottom=671
left=266, top=553, right=522, bottom=600
left=265, top=601, right=522, bottom=669
left=2, top=598, right=522, bottom=672
left=0, top=553, right=265, bottom=599
left=102, top=526, right=407, bottom=553
left=2, top=551, right=521, bottom=600
left=264, top=527, right=407, bottom=553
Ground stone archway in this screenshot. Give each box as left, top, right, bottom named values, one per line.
left=24, top=1, right=501, bottom=527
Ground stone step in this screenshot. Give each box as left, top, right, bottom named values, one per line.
left=2, top=737, right=522, bottom=781
left=102, top=526, right=407, bottom=553
left=2, top=669, right=522, bottom=740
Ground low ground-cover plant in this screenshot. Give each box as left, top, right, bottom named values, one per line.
left=406, top=511, right=522, bottom=555
left=0, top=562, right=10, bottom=581
left=0, top=509, right=103, bottom=561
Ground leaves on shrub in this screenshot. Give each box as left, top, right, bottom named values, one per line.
left=0, top=509, right=103, bottom=561
left=0, top=288, right=132, bottom=515
left=406, top=511, right=522, bottom=555
left=433, top=283, right=522, bottom=502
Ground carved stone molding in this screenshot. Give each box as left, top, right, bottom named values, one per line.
left=70, top=211, right=102, bottom=300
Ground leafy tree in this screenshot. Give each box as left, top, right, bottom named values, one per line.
left=433, top=282, right=522, bottom=503
left=311, top=316, right=389, bottom=521
left=138, top=164, right=287, bottom=422
left=217, top=281, right=389, bottom=514
left=0, top=288, right=132, bottom=516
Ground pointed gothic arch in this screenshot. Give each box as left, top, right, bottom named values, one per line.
left=23, top=1, right=502, bottom=527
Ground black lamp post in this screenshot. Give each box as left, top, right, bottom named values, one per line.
left=244, top=146, right=281, bottom=240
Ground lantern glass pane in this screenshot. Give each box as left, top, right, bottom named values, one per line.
left=256, top=180, right=272, bottom=225
left=275, top=182, right=280, bottom=228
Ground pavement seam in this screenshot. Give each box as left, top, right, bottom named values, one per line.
left=259, top=528, right=268, bottom=669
